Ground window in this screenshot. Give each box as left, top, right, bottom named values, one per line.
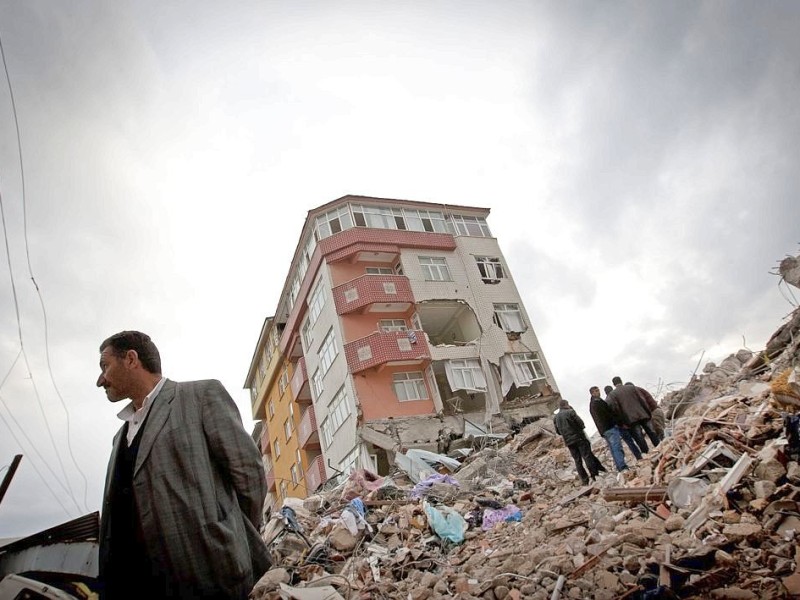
left=311, top=368, right=323, bottom=401
left=411, top=313, right=422, bottom=330
left=278, top=366, right=289, bottom=395
left=273, top=439, right=281, bottom=457
left=290, top=463, right=300, bottom=485
left=302, top=318, right=313, bottom=350
left=352, top=204, right=406, bottom=230
left=366, top=266, right=394, bottom=275
left=339, top=446, right=359, bottom=478
left=318, top=329, right=339, bottom=374
left=450, top=359, right=486, bottom=390
left=404, top=209, right=447, bottom=233
left=493, top=303, right=526, bottom=332
left=284, top=417, right=293, bottom=441
left=315, top=205, right=353, bottom=240
left=511, top=352, right=546, bottom=384
left=280, top=481, right=288, bottom=500
left=475, top=256, right=505, bottom=283
left=295, top=448, right=303, bottom=469
left=380, top=319, right=407, bottom=332
left=325, top=386, right=352, bottom=437
left=393, top=372, right=429, bottom=401
left=268, top=400, right=275, bottom=419
left=307, top=280, right=326, bottom=325
left=450, top=214, right=492, bottom=237
left=419, top=256, right=451, bottom=281
left=394, top=262, right=404, bottom=276
left=321, top=418, right=333, bottom=448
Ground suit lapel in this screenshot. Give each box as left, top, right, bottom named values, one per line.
left=134, top=379, right=177, bottom=476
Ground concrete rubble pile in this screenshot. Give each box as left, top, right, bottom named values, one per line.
left=252, top=312, right=800, bottom=599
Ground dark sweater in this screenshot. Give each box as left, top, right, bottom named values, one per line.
left=589, top=397, right=620, bottom=435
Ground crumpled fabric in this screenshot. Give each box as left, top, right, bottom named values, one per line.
left=423, top=500, right=467, bottom=544
left=410, top=473, right=460, bottom=499
left=481, top=504, right=522, bottom=530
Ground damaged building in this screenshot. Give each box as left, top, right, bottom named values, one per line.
left=244, top=195, right=560, bottom=513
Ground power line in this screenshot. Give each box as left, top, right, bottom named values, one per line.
left=0, top=25, right=90, bottom=512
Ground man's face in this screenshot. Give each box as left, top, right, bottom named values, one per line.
left=590, top=388, right=600, bottom=398
left=97, top=347, right=132, bottom=402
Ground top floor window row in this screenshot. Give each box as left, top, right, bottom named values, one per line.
left=313, top=203, right=491, bottom=242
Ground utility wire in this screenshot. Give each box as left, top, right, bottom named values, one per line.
left=0, top=350, right=80, bottom=511
left=1, top=26, right=90, bottom=512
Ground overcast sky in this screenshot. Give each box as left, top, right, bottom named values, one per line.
left=0, top=1, right=798, bottom=537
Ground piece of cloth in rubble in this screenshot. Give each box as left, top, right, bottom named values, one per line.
left=411, top=473, right=460, bottom=499
left=481, top=505, right=522, bottom=530
left=423, top=501, right=467, bottom=544
left=340, top=469, right=384, bottom=501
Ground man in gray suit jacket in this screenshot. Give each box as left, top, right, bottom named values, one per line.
left=96, top=331, right=271, bottom=599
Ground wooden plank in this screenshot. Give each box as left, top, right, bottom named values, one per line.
left=602, top=486, right=668, bottom=502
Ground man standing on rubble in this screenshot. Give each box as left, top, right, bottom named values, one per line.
left=605, top=385, right=643, bottom=459
left=607, top=376, right=660, bottom=453
left=554, top=399, right=606, bottom=485
left=96, top=331, right=271, bottom=599
left=588, top=386, right=631, bottom=472
left=626, top=381, right=665, bottom=442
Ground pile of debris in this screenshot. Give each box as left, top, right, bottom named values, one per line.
left=252, top=307, right=800, bottom=599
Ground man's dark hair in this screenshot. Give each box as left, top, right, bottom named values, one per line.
left=559, top=399, right=570, bottom=409
left=589, top=386, right=599, bottom=394
left=611, top=376, right=623, bottom=386
left=604, top=385, right=613, bottom=395
left=100, top=331, right=162, bottom=374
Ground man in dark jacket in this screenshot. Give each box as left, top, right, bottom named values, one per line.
left=627, top=381, right=665, bottom=442
left=607, top=376, right=659, bottom=452
left=588, top=386, right=630, bottom=472
left=554, top=399, right=606, bottom=485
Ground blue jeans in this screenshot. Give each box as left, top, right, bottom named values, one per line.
left=619, top=426, right=644, bottom=459
left=602, top=426, right=628, bottom=471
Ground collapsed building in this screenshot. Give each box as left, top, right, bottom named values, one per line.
left=249, top=254, right=800, bottom=600
left=243, top=196, right=560, bottom=514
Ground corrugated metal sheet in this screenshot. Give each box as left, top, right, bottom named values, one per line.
left=0, top=512, right=99, bottom=554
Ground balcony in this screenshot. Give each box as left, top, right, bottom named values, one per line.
left=265, top=463, right=276, bottom=492
left=304, top=454, right=327, bottom=493
left=259, top=423, right=271, bottom=454
left=332, top=275, right=414, bottom=315
left=291, top=356, right=311, bottom=403
left=298, top=405, right=320, bottom=449
left=344, top=329, right=430, bottom=374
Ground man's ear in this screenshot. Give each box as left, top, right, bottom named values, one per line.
left=125, top=349, right=140, bottom=367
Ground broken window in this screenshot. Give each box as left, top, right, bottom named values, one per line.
left=450, top=214, right=492, bottom=237
left=380, top=319, right=407, bottom=332
left=493, top=303, right=526, bottom=332
left=393, top=371, right=429, bottom=401
left=419, top=256, right=452, bottom=281
left=446, top=358, right=487, bottom=391
left=512, top=352, right=546, bottom=384
left=475, top=256, right=505, bottom=283
left=366, top=266, right=394, bottom=275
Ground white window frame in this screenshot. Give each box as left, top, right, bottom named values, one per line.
left=318, top=328, right=339, bottom=375
left=511, top=352, right=546, bottom=384
left=450, top=214, right=492, bottom=237
left=493, top=303, right=526, bottom=332
left=366, top=266, right=394, bottom=275
left=273, top=439, right=281, bottom=457
left=450, top=358, right=487, bottom=391
left=307, top=280, right=326, bottom=325
left=404, top=208, right=447, bottom=233
left=327, top=386, right=352, bottom=434
left=302, top=317, right=314, bottom=351
left=295, top=448, right=303, bottom=469
left=280, top=481, right=288, bottom=500
left=321, top=418, right=333, bottom=448
left=419, top=256, right=451, bottom=281
left=268, top=400, right=275, bottom=419
left=339, top=446, right=359, bottom=478
left=284, top=417, right=293, bottom=441
left=290, top=463, right=300, bottom=485
left=393, top=371, right=429, bottom=401
left=311, top=368, right=323, bottom=401
left=475, top=256, right=505, bottom=283
left=316, top=205, right=354, bottom=240
left=278, top=366, right=289, bottom=395
left=379, top=319, right=407, bottom=332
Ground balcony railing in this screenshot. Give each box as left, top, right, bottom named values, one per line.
left=344, top=329, right=430, bottom=374
left=290, top=356, right=311, bottom=403
left=304, top=454, right=327, bottom=493
left=297, top=405, right=320, bottom=449
left=332, top=275, right=414, bottom=315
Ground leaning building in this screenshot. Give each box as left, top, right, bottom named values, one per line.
left=244, top=195, right=560, bottom=512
